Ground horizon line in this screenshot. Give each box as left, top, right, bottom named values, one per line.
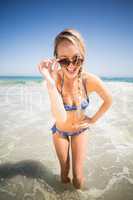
left=0, top=75, right=133, bottom=78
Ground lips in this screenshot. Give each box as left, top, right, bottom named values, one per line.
left=66, top=67, right=77, bottom=73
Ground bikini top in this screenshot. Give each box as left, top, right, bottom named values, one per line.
left=60, top=75, right=89, bottom=111
left=64, top=98, right=89, bottom=111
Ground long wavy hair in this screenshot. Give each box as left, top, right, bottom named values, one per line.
left=53, top=28, right=86, bottom=104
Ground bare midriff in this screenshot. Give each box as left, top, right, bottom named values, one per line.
left=56, top=110, right=88, bottom=132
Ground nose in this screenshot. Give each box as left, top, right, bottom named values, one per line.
left=68, top=62, right=74, bottom=68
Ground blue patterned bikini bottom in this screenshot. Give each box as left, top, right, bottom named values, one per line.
left=51, top=124, right=89, bottom=138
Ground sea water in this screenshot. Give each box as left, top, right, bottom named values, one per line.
left=0, top=76, right=133, bottom=200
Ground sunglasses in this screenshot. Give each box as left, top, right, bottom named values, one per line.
left=58, top=55, right=84, bottom=68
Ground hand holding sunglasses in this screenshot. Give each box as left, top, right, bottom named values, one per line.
left=38, top=58, right=60, bottom=86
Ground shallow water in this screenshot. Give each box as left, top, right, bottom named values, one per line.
left=0, top=81, right=133, bottom=200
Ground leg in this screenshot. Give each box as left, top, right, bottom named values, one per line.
left=71, top=132, right=87, bottom=189
left=52, top=132, right=71, bottom=183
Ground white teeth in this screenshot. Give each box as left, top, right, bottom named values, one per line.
left=67, top=68, right=75, bottom=72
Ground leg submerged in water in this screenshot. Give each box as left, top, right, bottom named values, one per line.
left=52, top=132, right=71, bottom=183
left=71, top=132, right=87, bottom=189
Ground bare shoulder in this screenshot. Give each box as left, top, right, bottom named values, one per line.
left=83, top=71, right=112, bottom=102
left=83, top=71, right=102, bottom=81
left=83, top=72, right=103, bottom=93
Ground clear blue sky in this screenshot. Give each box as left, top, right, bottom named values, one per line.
left=0, top=0, right=133, bottom=77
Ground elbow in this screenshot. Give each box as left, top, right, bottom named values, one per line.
left=109, top=95, right=113, bottom=105
left=105, top=95, right=113, bottom=107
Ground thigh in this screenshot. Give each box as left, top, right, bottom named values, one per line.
left=52, top=132, right=70, bottom=164
left=71, top=132, right=87, bottom=167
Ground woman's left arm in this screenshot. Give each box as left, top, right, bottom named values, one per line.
left=86, top=73, right=113, bottom=123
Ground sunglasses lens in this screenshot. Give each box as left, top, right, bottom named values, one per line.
left=73, top=56, right=83, bottom=66
left=59, top=59, right=70, bottom=67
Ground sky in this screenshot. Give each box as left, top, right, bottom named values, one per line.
left=0, top=0, right=133, bottom=77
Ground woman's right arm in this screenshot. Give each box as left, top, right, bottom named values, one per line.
left=46, top=77, right=67, bottom=123
left=38, top=59, right=67, bottom=123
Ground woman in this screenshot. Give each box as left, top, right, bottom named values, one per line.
left=38, top=28, right=112, bottom=189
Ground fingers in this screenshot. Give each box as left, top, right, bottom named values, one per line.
left=74, top=123, right=89, bottom=130
left=38, top=58, right=61, bottom=85
left=51, top=58, right=61, bottom=71
left=43, top=59, right=52, bottom=68
left=38, top=59, right=52, bottom=72
left=74, top=117, right=92, bottom=129
left=78, top=123, right=89, bottom=128
left=38, top=58, right=60, bottom=74
left=51, top=61, right=56, bottom=71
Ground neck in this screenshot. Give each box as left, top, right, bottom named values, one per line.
left=64, top=75, right=78, bottom=87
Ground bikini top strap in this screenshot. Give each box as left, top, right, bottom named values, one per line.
left=82, top=77, right=89, bottom=101
left=60, top=73, right=64, bottom=96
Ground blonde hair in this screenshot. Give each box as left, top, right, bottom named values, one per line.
left=53, top=28, right=86, bottom=105
left=53, top=28, right=86, bottom=60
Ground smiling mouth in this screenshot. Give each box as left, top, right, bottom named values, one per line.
left=66, top=67, right=77, bottom=74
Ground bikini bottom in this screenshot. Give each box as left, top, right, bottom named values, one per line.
left=51, top=123, right=89, bottom=138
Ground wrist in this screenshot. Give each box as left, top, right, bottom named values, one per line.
left=91, top=117, right=97, bottom=123
left=87, top=116, right=97, bottom=124
left=46, top=79, right=56, bottom=90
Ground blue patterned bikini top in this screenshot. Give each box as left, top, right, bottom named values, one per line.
left=64, top=97, right=89, bottom=111
left=60, top=75, right=90, bottom=111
